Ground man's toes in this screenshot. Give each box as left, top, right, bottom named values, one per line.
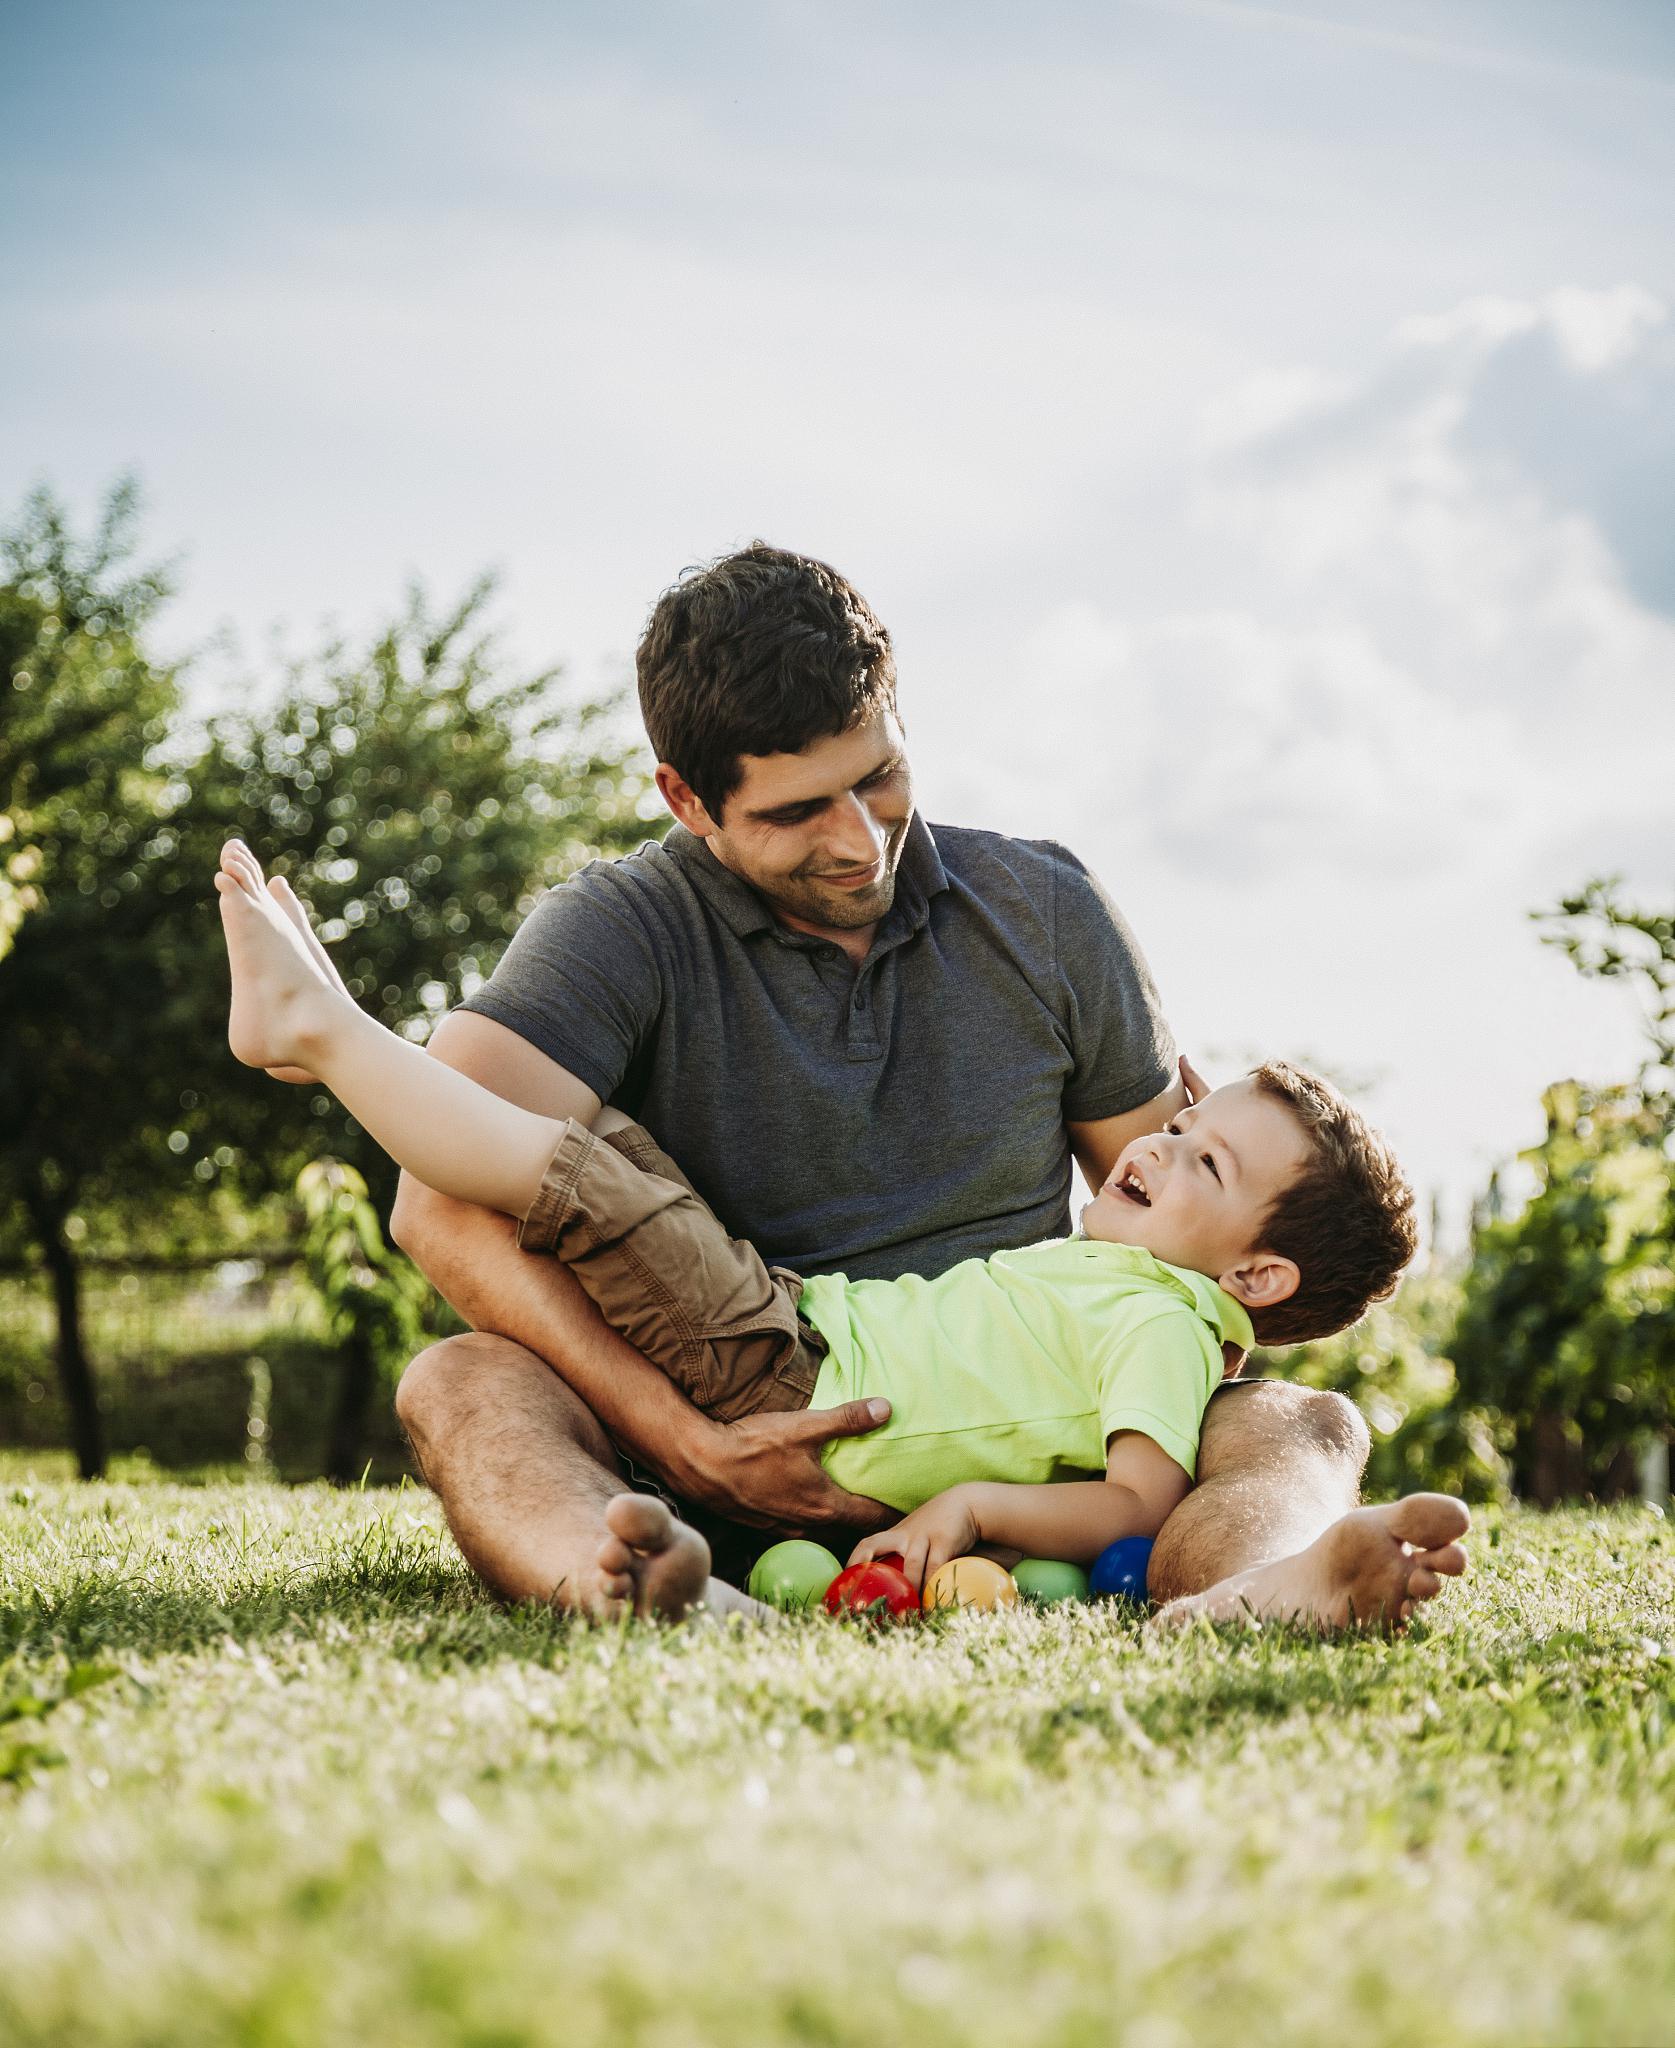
left=595, top=1534, right=633, bottom=1577
left=1417, top=1541, right=1468, bottom=1578
left=1405, top=1566, right=1442, bottom=1601
left=605, top=1493, right=675, bottom=1552
left=1386, top=1493, right=1471, bottom=1551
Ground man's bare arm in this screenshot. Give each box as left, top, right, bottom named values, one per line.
left=390, top=1012, right=892, bottom=1533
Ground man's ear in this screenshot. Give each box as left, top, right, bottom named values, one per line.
left=1217, top=1252, right=1300, bottom=1313
left=655, top=763, right=720, bottom=838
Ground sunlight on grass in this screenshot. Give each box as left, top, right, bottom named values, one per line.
left=1, top=1476, right=1672, bottom=2047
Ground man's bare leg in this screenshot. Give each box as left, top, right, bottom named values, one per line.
left=1147, top=1382, right=1469, bottom=1631
left=396, top=1331, right=766, bottom=1622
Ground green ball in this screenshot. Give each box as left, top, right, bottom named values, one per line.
left=1012, top=1558, right=1091, bottom=1605
left=747, top=1539, right=843, bottom=1611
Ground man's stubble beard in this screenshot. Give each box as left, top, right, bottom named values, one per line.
left=770, top=815, right=912, bottom=931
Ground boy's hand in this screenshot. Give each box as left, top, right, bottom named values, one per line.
left=848, top=1487, right=981, bottom=1592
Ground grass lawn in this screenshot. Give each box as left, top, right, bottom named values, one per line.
left=1, top=1462, right=1672, bottom=2048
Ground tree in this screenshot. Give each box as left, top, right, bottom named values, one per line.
left=186, top=579, right=654, bottom=1476
left=2, top=480, right=656, bottom=1480
left=0, top=481, right=193, bottom=1476
left=1450, top=1081, right=1671, bottom=1502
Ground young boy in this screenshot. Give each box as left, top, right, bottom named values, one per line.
left=215, top=838, right=1419, bottom=1611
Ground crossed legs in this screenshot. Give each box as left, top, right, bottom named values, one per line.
left=400, top=1348, right=1466, bottom=1634
left=396, top=1331, right=764, bottom=1623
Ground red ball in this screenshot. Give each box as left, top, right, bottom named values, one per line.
left=823, top=1559, right=920, bottom=1622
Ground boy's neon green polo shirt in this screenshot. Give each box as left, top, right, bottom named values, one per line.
left=800, top=1239, right=1252, bottom=1513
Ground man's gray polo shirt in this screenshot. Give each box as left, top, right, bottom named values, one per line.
left=462, top=814, right=1175, bottom=1282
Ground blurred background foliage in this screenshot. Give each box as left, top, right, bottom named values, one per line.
left=2, top=481, right=1671, bottom=1505
left=1, top=480, right=652, bottom=1480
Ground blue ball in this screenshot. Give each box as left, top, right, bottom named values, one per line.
left=1089, top=1536, right=1155, bottom=1605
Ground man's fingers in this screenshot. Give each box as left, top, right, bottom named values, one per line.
left=804, top=1398, right=891, bottom=1442
left=1179, top=1055, right=1211, bottom=1104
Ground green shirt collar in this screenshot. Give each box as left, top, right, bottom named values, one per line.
left=1074, top=1238, right=1256, bottom=1352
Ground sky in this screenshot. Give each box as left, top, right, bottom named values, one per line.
left=4, top=0, right=1674, bottom=1235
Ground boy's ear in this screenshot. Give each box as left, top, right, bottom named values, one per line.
left=1217, top=1252, right=1300, bottom=1313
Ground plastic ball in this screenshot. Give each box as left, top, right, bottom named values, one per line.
left=823, top=1559, right=920, bottom=1622
left=1089, top=1536, right=1155, bottom=1605
left=922, top=1556, right=1021, bottom=1612
left=1012, top=1558, right=1092, bottom=1605
left=747, top=1539, right=842, bottom=1611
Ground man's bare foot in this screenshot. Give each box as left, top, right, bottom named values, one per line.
left=588, top=1494, right=740, bottom=1622
left=215, top=839, right=347, bottom=1072
left=1152, top=1493, right=1470, bottom=1634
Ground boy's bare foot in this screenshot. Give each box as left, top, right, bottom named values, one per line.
left=258, top=868, right=353, bottom=1084
left=215, top=839, right=346, bottom=1073
left=1152, top=1493, right=1470, bottom=1634
left=588, top=1494, right=719, bottom=1621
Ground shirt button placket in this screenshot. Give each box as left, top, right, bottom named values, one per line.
left=847, top=974, right=881, bottom=1059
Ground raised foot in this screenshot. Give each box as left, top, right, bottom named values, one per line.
left=589, top=1493, right=714, bottom=1622
left=1153, top=1493, right=1471, bottom=1636
left=215, top=839, right=343, bottom=1072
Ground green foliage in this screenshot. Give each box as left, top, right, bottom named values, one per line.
left=0, top=1659, right=117, bottom=1786
left=1538, top=878, right=1675, bottom=1120
left=1451, top=1082, right=1674, bottom=1501
left=184, top=576, right=654, bottom=1220
left=1260, top=1271, right=1510, bottom=1503
left=296, top=1159, right=430, bottom=1396
left=0, top=478, right=655, bottom=1478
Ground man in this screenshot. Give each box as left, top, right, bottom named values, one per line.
left=391, top=544, right=1462, bottom=1630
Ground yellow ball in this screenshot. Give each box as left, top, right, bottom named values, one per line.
left=923, top=1556, right=1021, bottom=1612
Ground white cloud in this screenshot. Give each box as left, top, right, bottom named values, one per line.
left=923, top=286, right=1675, bottom=1219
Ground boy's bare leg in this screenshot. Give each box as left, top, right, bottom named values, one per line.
left=217, top=839, right=566, bottom=1216
left=397, top=1331, right=767, bottom=1622
left=1148, top=1383, right=1469, bottom=1631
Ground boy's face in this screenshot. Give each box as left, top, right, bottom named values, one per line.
left=1081, top=1079, right=1311, bottom=1306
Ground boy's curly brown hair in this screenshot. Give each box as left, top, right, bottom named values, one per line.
left=1245, top=1061, right=1418, bottom=1347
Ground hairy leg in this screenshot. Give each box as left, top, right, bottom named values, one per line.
left=1148, top=1382, right=1468, bottom=1632
left=1149, top=1382, right=1370, bottom=1602
left=396, top=1331, right=765, bottom=1621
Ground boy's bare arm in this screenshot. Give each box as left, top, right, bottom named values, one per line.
left=848, top=1433, right=1192, bottom=1587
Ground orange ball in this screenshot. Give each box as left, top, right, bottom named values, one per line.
left=923, top=1556, right=1020, bottom=1612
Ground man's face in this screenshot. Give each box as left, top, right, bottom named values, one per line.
left=1080, top=1079, right=1312, bottom=1289
left=673, top=710, right=915, bottom=935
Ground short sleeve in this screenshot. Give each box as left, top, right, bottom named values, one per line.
left=1094, top=1303, right=1221, bottom=1479
left=458, top=862, right=664, bottom=1103
left=1050, top=847, right=1177, bottom=1122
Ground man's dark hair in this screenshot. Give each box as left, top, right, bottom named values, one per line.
left=636, top=542, right=898, bottom=817
left=1245, top=1061, right=1418, bottom=1347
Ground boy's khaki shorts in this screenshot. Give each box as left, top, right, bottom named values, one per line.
left=518, top=1118, right=826, bottom=1425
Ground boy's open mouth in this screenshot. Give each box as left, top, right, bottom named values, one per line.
left=1111, top=1168, right=1150, bottom=1208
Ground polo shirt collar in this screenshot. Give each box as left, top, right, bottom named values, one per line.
left=662, top=811, right=949, bottom=943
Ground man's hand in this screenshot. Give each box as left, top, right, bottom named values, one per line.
left=848, top=1486, right=980, bottom=1592
left=677, top=1400, right=897, bottom=1535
